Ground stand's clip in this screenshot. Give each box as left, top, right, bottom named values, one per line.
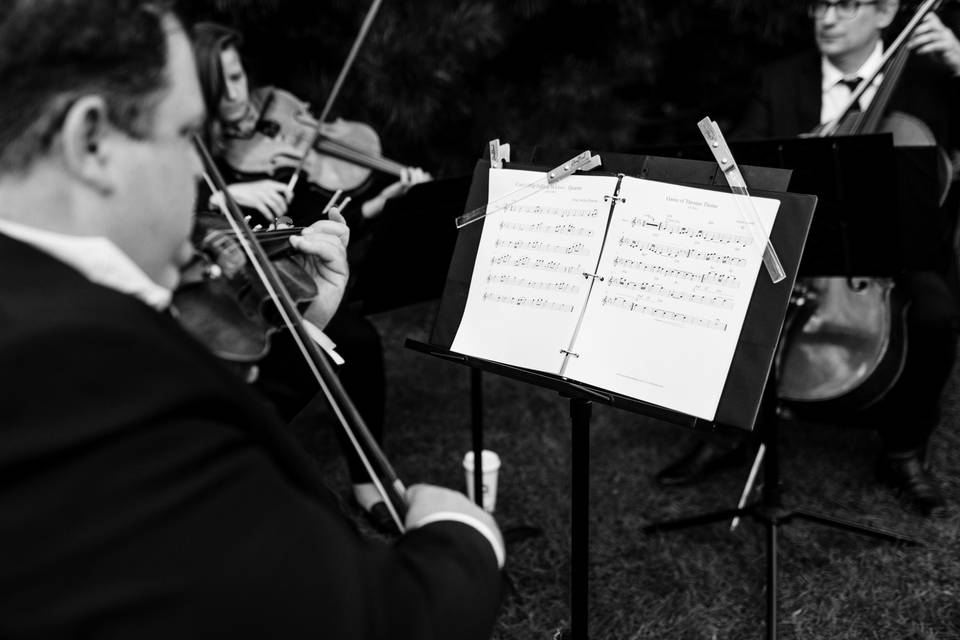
left=697, top=117, right=786, bottom=283
left=456, top=149, right=603, bottom=228
left=546, top=150, right=602, bottom=184
left=488, top=139, right=511, bottom=169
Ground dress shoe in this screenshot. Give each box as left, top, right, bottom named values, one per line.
left=655, top=436, right=752, bottom=486
left=876, top=449, right=948, bottom=517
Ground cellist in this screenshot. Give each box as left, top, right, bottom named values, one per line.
left=656, top=0, right=960, bottom=517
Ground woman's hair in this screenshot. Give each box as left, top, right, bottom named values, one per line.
left=190, top=21, right=243, bottom=116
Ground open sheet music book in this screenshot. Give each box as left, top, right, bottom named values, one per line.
left=450, top=168, right=780, bottom=420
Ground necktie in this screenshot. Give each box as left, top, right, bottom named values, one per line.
left=839, top=77, right=863, bottom=114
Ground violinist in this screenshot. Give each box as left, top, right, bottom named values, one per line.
left=191, top=21, right=431, bottom=228
left=0, top=2, right=503, bottom=637
left=656, top=0, right=960, bottom=517
left=190, top=21, right=425, bottom=533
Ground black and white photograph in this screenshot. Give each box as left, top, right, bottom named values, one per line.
left=2, top=0, right=959, bottom=638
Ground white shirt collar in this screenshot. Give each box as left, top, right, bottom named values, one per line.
left=0, top=219, right=172, bottom=310
left=821, top=40, right=885, bottom=90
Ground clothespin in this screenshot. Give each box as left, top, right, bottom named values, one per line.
left=488, top=138, right=511, bottom=169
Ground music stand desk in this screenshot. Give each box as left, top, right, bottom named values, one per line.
left=407, top=153, right=815, bottom=639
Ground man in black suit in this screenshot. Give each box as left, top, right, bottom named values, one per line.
left=656, top=0, right=960, bottom=516
left=0, top=1, right=503, bottom=637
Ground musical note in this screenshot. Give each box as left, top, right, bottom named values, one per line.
left=614, top=237, right=747, bottom=267
left=493, top=239, right=590, bottom=256
left=481, top=291, right=576, bottom=313
left=599, top=295, right=727, bottom=331
left=499, top=203, right=601, bottom=218
left=609, top=257, right=741, bottom=289
left=499, top=220, right=595, bottom=237
left=605, top=277, right=735, bottom=309
left=628, top=216, right=752, bottom=247
left=486, top=273, right=581, bottom=294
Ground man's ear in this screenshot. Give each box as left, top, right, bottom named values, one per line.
left=60, top=95, right=115, bottom=193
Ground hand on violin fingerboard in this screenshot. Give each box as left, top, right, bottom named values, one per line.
left=214, top=180, right=292, bottom=220
left=289, top=210, right=351, bottom=329
left=361, top=166, right=433, bottom=220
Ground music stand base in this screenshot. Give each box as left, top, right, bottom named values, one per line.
left=643, top=391, right=923, bottom=640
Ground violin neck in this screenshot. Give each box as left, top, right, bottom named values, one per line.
left=314, top=136, right=407, bottom=178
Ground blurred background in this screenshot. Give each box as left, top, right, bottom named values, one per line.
left=176, top=0, right=815, bottom=176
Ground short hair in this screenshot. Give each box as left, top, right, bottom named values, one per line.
left=0, top=0, right=175, bottom=172
left=191, top=22, right=244, bottom=116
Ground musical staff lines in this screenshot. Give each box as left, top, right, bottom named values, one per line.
left=606, top=277, right=735, bottom=310
left=629, top=216, right=752, bottom=247
left=600, top=295, right=727, bottom=331
left=609, top=257, right=741, bottom=289
left=499, top=220, right=595, bottom=237
left=498, top=203, right=600, bottom=219
left=489, top=254, right=582, bottom=274
left=493, top=239, right=589, bottom=256
left=481, top=291, right=575, bottom=313
left=615, top=236, right=746, bottom=267
left=486, top=273, right=581, bottom=294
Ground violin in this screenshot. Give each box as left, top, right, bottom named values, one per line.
left=173, top=210, right=316, bottom=362
left=776, top=0, right=947, bottom=414
left=185, top=133, right=409, bottom=531
left=221, top=86, right=409, bottom=193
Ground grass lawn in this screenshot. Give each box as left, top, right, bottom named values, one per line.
left=305, top=300, right=960, bottom=640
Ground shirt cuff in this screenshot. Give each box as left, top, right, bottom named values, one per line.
left=409, top=512, right=506, bottom=569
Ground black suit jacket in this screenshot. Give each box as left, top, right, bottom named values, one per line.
left=0, top=233, right=500, bottom=639
left=734, top=49, right=960, bottom=148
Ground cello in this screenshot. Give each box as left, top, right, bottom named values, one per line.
left=775, top=0, right=952, bottom=413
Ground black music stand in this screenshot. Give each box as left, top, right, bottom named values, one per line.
left=634, top=136, right=928, bottom=640
left=407, top=150, right=815, bottom=639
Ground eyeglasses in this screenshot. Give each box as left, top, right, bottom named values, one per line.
left=807, top=0, right=878, bottom=20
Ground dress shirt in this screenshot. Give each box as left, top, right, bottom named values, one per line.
left=0, top=219, right=172, bottom=310
left=821, top=41, right=884, bottom=124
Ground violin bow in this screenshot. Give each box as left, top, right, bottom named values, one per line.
left=285, top=0, right=385, bottom=195
left=194, top=134, right=409, bottom=532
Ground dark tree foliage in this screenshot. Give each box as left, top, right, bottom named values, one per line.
left=177, top=0, right=812, bottom=176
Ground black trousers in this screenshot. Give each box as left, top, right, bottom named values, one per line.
left=858, top=270, right=959, bottom=452
left=255, top=303, right=386, bottom=484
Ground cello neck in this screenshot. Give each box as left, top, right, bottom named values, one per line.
left=819, top=0, right=943, bottom=137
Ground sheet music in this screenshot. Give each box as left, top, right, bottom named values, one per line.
left=451, top=169, right=619, bottom=372
left=564, top=177, right=779, bottom=420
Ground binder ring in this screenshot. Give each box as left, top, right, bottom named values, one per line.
left=582, top=272, right=605, bottom=281
left=604, top=194, right=626, bottom=204
left=559, top=349, right=580, bottom=358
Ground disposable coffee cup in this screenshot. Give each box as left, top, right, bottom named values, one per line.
left=462, top=449, right=501, bottom=512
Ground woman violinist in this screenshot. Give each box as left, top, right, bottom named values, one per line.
left=192, top=22, right=430, bottom=227
left=190, top=21, right=414, bottom=533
